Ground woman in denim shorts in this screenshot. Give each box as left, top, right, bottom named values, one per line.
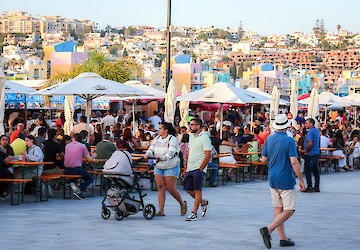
left=144, top=122, right=187, bottom=217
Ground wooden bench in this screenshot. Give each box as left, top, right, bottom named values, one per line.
left=251, top=161, right=268, bottom=180
left=0, top=179, right=33, bottom=205
left=218, top=162, right=252, bottom=184
left=325, top=156, right=345, bottom=172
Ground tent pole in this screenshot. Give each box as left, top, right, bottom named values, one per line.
left=250, top=105, right=254, bottom=132
left=132, top=100, right=136, bottom=135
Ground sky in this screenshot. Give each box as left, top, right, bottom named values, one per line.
left=2, top=0, right=360, bottom=35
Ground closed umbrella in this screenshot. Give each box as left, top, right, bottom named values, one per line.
left=179, top=84, right=189, bottom=128
left=0, top=67, right=5, bottom=135
left=307, top=88, right=319, bottom=120
left=64, top=95, right=75, bottom=135
left=270, top=86, right=280, bottom=131
left=289, top=78, right=298, bottom=126
left=164, top=79, right=177, bottom=126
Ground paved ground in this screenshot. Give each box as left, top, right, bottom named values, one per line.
left=1, top=171, right=360, bottom=250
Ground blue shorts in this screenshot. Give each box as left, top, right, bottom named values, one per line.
left=154, top=165, right=180, bottom=178
left=184, top=169, right=204, bottom=191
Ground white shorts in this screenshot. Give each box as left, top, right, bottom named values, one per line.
left=270, top=187, right=296, bottom=211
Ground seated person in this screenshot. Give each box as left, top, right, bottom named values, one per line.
left=0, top=135, right=15, bottom=199
left=348, top=134, right=360, bottom=170
left=95, top=133, right=117, bottom=169
left=11, top=132, right=27, bottom=156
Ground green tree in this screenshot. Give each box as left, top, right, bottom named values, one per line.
left=238, top=62, right=244, bottom=78
left=230, top=62, right=237, bottom=80
left=122, top=48, right=128, bottom=57
left=198, top=32, right=208, bottom=41
left=45, top=51, right=143, bottom=87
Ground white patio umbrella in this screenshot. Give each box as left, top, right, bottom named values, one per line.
left=289, top=78, right=298, bottom=127
left=343, top=93, right=360, bottom=127
left=5, top=80, right=36, bottom=94
left=179, top=84, right=189, bottom=128
left=177, top=82, right=271, bottom=138
left=307, top=88, right=319, bottom=120
left=164, top=79, right=177, bottom=126
left=63, top=95, right=75, bottom=135
left=300, top=91, right=351, bottom=122
left=95, top=80, right=166, bottom=133
left=33, top=72, right=149, bottom=127
left=246, top=87, right=289, bottom=105
left=0, top=67, right=5, bottom=135
left=269, top=86, right=280, bottom=131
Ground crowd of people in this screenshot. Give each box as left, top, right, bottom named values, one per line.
left=0, top=106, right=359, bottom=223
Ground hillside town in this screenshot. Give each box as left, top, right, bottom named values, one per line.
left=1, top=11, right=360, bottom=97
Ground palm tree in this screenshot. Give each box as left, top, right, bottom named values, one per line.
left=336, top=24, right=341, bottom=34
left=44, top=51, right=143, bottom=88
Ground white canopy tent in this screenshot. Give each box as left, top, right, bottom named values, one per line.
left=343, top=93, right=360, bottom=127
left=246, top=87, right=289, bottom=105
left=177, top=82, right=271, bottom=138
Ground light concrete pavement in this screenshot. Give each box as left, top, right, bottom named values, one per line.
left=1, top=171, right=359, bottom=250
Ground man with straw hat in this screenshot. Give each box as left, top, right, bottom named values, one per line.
left=259, top=114, right=305, bottom=249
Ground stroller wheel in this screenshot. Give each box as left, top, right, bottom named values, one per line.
left=115, top=210, right=124, bottom=221
left=143, top=204, right=156, bottom=220
left=101, top=208, right=111, bottom=219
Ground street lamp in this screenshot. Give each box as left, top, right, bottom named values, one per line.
left=165, top=0, right=171, bottom=92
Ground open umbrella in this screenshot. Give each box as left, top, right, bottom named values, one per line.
left=0, top=67, right=5, bottom=135
left=269, top=86, right=280, bottom=131
left=63, top=95, right=75, bottom=135
left=289, top=78, right=298, bottom=126
left=164, top=79, right=177, bottom=126
left=343, top=93, right=360, bottom=127
left=246, top=87, right=289, bottom=105
left=179, top=84, right=189, bottom=128
left=177, top=82, right=270, bottom=138
left=33, top=72, right=149, bottom=128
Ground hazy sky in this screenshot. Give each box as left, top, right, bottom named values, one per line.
left=2, top=0, right=359, bottom=35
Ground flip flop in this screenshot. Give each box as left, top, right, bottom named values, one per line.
left=181, top=201, right=187, bottom=216
left=155, top=211, right=165, bottom=216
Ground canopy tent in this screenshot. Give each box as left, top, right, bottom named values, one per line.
left=33, top=72, right=149, bottom=129
left=299, top=91, right=352, bottom=107
left=177, top=82, right=271, bottom=138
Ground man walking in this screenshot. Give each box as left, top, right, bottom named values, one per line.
left=183, top=118, right=212, bottom=221
left=260, top=114, right=304, bottom=249
left=303, top=118, right=320, bottom=192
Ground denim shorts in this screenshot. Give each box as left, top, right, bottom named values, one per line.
left=154, top=165, right=180, bottom=178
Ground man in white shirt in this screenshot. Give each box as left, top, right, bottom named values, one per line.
left=148, top=111, right=162, bottom=131
left=101, top=110, right=116, bottom=128
left=71, top=115, right=94, bottom=144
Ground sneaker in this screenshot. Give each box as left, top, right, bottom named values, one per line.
left=48, top=185, right=54, bottom=198
left=69, top=182, right=78, bottom=193
left=260, top=227, right=272, bottom=249
left=186, top=212, right=198, bottom=221
left=280, top=238, right=295, bottom=247
left=313, top=187, right=320, bottom=192
left=201, top=199, right=209, bottom=218
left=73, top=191, right=85, bottom=200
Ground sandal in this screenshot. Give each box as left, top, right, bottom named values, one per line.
left=180, top=201, right=187, bottom=216
left=155, top=211, right=165, bottom=216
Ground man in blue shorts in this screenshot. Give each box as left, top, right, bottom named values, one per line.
left=183, top=118, right=212, bottom=221
left=260, top=114, right=304, bottom=249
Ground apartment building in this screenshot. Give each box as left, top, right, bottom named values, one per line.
left=0, top=11, right=39, bottom=33
left=228, top=49, right=360, bottom=84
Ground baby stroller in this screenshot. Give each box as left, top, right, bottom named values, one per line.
left=101, top=150, right=156, bottom=221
